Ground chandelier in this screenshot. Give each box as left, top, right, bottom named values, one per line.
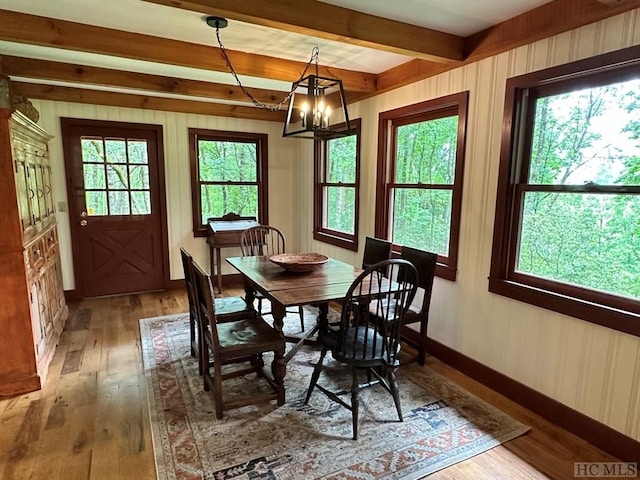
left=206, top=16, right=350, bottom=140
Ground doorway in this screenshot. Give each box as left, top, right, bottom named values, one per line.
left=61, top=119, right=169, bottom=297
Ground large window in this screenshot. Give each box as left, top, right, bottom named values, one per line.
left=189, top=129, right=268, bottom=236
left=490, top=46, right=640, bottom=336
left=313, top=119, right=361, bottom=251
left=375, top=92, right=469, bottom=281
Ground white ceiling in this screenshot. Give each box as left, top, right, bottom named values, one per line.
left=0, top=0, right=554, bottom=105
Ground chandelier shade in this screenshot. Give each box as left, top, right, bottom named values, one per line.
left=283, top=74, right=351, bottom=140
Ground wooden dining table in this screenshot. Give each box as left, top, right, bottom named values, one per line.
left=226, top=255, right=362, bottom=365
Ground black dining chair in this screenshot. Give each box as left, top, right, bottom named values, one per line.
left=180, top=247, right=255, bottom=375
left=362, top=236, right=392, bottom=269
left=304, top=258, right=418, bottom=440
left=240, top=225, right=305, bottom=331
left=398, top=246, right=437, bottom=366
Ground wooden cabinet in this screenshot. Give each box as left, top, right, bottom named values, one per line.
left=0, top=108, right=68, bottom=397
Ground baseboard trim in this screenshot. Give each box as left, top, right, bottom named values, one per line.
left=401, top=329, right=640, bottom=463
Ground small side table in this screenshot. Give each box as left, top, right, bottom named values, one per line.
left=206, top=216, right=259, bottom=293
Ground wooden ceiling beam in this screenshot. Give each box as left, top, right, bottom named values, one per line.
left=1, top=55, right=287, bottom=105
left=12, top=82, right=286, bottom=122
left=0, top=9, right=376, bottom=93
left=376, top=0, right=640, bottom=96
left=141, top=0, right=464, bottom=63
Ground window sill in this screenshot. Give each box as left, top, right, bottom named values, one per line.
left=313, top=231, right=358, bottom=252
left=488, top=278, right=640, bottom=337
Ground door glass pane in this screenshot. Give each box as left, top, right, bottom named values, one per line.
left=518, top=192, right=640, bottom=299
left=395, top=116, right=458, bottom=184
left=200, top=184, right=258, bottom=223
left=128, top=140, right=149, bottom=164
left=109, top=191, right=130, bottom=215
left=105, top=139, right=127, bottom=163
left=198, top=140, right=257, bottom=182
left=131, top=191, right=151, bottom=215
left=391, top=188, right=452, bottom=256
left=107, top=164, right=129, bottom=189
left=81, top=138, right=104, bottom=162
left=129, top=165, right=149, bottom=189
left=86, top=191, right=107, bottom=216
left=83, top=164, right=106, bottom=189
left=324, top=186, right=355, bottom=234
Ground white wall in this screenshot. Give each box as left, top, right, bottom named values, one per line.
left=296, top=10, right=640, bottom=440
left=32, top=102, right=300, bottom=289
left=31, top=8, right=640, bottom=442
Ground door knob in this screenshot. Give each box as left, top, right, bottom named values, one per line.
left=80, top=219, right=88, bottom=227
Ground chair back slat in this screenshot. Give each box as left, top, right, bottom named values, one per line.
left=192, top=260, right=221, bottom=359
left=361, top=237, right=392, bottom=270
left=400, top=246, right=437, bottom=313
left=241, top=225, right=286, bottom=257
left=180, top=248, right=197, bottom=318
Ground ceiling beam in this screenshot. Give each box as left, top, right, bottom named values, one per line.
left=12, top=82, right=286, bottom=122
left=376, top=0, right=640, bottom=95
left=465, top=0, right=640, bottom=62
left=141, top=0, right=464, bottom=63
left=0, top=9, right=376, bottom=93
left=1, top=55, right=288, bottom=105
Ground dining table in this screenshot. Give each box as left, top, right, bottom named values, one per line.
left=226, top=255, right=363, bottom=366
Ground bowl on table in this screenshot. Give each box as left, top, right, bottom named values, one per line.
left=268, top=252, right=329, bottom=272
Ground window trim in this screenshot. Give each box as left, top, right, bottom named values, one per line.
left=313, top=119, right=361, bottom=251
left=188, top=128, right=269, bottom=237
left=489, top=45, right=640, bottom=337
left=375, top=91, right=469, bottom=281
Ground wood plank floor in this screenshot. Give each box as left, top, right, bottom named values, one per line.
left=0, top=289, right=620, bottom=480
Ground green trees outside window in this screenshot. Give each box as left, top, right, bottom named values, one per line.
left=189, top=129, right=268, bottom=236
left=490, top=46, right=640, bottom=336
left=518, top=80, right=640, bottom=300
left=81, top=136, right=151, bottom=216
left=376, top=92, right=469, bottom=281
left=314, top=119, right=361, bottom=251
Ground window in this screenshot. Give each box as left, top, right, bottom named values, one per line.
left=313, top=119, right=361, bottom=251
left=375, top=92, right=469, bottom=281
left=189, top=129, right=268, bottom=236
left=490, top=46, right=640, bottom=337
left=81, top=136, right=152, bottom=215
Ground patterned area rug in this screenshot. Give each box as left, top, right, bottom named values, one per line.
left=140, top=311, right=529, bottom=480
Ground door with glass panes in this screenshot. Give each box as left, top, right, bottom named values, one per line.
left=61, top=119, right=168, bottom=297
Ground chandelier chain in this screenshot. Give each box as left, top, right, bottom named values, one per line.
left=215, top=26, right=319, bottom=111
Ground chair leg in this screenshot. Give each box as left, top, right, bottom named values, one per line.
left=351, top=367, right=360, bottom=440
left=299, top=305, right=305, bottom=332
left=388, top=368, right=403, bottom=422
left=189, top=313, right=196, bottom=357
left=304, top=347, right=328, bottom=404
left=213, top=359, right=224, bottom=419
left=418, top=319, right=428, bottom=366
left=202, top=340, right=211, bottom=392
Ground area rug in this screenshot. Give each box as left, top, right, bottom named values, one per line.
left=140, top=311, right=529, bottom=480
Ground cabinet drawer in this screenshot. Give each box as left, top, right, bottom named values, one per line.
left=25, top=238, right=45, bottom=273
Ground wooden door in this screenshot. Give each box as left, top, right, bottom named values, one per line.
left=62, top=119, right=169, bottom=297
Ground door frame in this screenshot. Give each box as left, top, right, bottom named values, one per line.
left=61, top=118, right=170, bottom=298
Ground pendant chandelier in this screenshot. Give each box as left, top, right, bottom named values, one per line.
left=206, top=16, right=350, bottom=140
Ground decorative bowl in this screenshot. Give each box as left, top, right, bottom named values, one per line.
left=268, top=252, right=329, bottom=272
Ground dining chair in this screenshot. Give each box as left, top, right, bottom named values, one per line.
left=361, top=236, right=392, bottom=269
left=304, top=258, right=418, bottom=440
left=240, top=225, right=306, bottom=331
left=398, top=246, right=437, bottom=366
left=180, top=247, right=255, bottom=375
left=191, top=260, right=285, bottom=418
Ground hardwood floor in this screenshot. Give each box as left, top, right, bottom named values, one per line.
left=0, top=289, right=620, bottom=480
